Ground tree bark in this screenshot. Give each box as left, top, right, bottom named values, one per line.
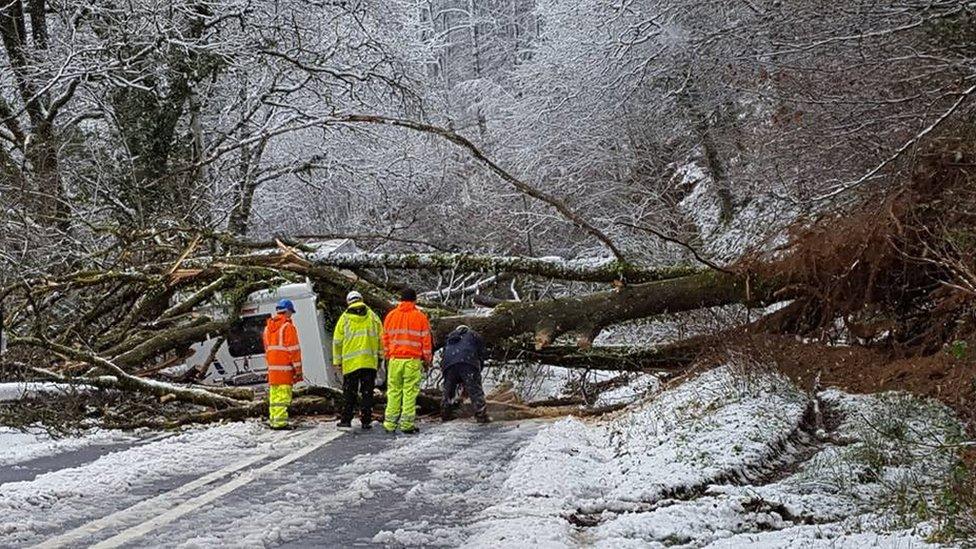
left=493, top=338, right=707, bottom=372
left=431, top=271, right=781, bottom=348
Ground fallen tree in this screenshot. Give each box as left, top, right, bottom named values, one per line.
left=1, top=146, right=974, bottom=429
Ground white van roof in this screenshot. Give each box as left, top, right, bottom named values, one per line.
left=252, top=238, right=357, bottom=258
left=248, top=282, right=316, bottom=305
left=308, top=239, right=358, bottom=255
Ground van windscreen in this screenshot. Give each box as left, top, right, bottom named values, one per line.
left=227, top=314, right=271, bottom=358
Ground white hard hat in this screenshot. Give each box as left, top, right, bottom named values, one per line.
left=346, top=290, right=363, bottom=304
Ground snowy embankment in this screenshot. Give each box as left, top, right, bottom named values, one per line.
left=455, top=364, right=961, bottom=548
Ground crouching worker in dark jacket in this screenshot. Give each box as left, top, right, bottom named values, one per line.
left=441, top=325, right=490, bottom=423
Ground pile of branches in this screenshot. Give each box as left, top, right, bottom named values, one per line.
left=1, top=146, right=974, bottom=430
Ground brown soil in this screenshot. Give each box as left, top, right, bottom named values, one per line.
left=721, top=334, right=976, bottom=433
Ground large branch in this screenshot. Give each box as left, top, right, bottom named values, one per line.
left=336, top=114, right=627, bottom=263
left=306, top=249, right=702, bottom=284
left=0, top=271, right=154, bottom=302
left=108, top=319, right=227, bottom=367
left=9, top=337, right=247, bottom=409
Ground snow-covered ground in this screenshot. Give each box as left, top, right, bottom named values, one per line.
left=429, top=365, right=961, bottom=547
left=675, top=160, right=797, bottom=263
left=593, top=373, right=661, bottom=407
left=0, top=364, right=962, bottom=548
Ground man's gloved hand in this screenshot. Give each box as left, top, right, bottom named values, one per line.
left=294, top=365, right=304, bottom=382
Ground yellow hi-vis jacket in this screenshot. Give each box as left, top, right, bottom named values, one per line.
left=332, top=302, right=383, bottom=375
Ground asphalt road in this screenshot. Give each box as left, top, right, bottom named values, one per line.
left=14, top=419, right=542, bottom=548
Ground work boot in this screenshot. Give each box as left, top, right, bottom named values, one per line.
left=475, top=414, right=492, bottom=424
left=441, top=411, right=455, bottom=423
left=401, top=426, right=420, bottom=435
left=271, top=424, right=296, bottom=431
left=337, top=420, right=352, bottom=431
left=360, top=417, right=373, bottom=430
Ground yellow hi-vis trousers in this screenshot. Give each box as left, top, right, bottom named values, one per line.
left=383, top=358, right=422, bottom=432
left=269, top=384, right=293, bottom=428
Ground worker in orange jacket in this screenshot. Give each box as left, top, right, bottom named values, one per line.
left=382, top=288, right=432, bottom=434
left=263, top=299, right=304, bottom=430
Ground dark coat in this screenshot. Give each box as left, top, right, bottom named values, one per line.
left=441, top=326, right=488, bottom=370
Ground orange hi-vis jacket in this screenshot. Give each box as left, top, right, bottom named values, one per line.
left=383, top=301, right=433, bottom=362
left=263, top=313, right=303, bottom=385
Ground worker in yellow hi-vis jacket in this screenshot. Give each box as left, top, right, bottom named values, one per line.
left=332, top=291, right=383, bottom=431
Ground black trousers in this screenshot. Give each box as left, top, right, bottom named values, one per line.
left=442, top=363, right=487, bottom=417
left=341, top=368, right=377, bottom=423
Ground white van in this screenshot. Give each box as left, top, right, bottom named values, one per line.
left=179, top=239, right=359, bottom=389
left=181, top=282, right=341, bottom=388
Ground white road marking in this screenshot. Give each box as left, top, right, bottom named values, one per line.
left=31, top=428, right=332, bottom=549
left=140, top=432, right=173, bottom=443
left=89, top=428, right=344, bottom=548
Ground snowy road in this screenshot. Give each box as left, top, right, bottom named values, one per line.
left=1, top=420, right=542, bottom=548
left=1, top=365, right=961, bottom=548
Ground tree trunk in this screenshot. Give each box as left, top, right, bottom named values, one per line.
left=494, top=338, right=707, bottom=372
left=0, top=0, right=64, bottom=226
left=24, top=127, right=66, bottom=226
left=680, top=87, right=734, bottom=225
left=299, top=249, right=702, bottom=284
left=432, top=271, right=778, bottom=348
